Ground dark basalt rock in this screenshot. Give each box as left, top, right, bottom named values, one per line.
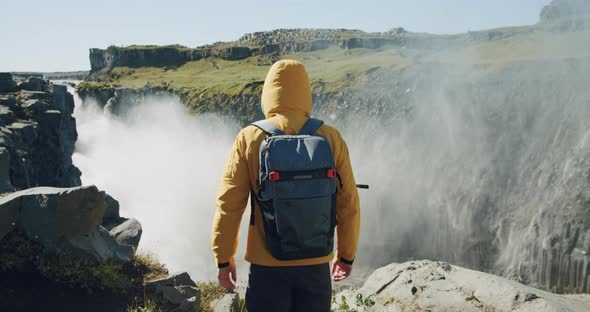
left=0, top=186, right=137, bottom=263
left=0, top=76, right=81, bottom=189
left=0, top=73, right=17, bottom=93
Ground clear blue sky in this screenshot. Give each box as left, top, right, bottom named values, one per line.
left=1, top=0, right=550, bottom=72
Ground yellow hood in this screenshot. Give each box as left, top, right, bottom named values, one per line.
left=261, top=60, right=312, bottom=120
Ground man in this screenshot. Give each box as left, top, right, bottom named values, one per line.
left=212, top=59, right=360, bottom=311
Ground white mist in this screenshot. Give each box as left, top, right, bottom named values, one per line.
left=72, top=92, right=240, bottom=281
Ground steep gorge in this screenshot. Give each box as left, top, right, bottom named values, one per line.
left=76, top=0, right=590, bottom=295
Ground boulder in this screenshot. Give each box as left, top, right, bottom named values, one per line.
left=50, top=84, right=74, bottom=115
left=0, top=106, right=15, bottom=127
left=64, top=226, right=134, bottom=262
left=146, top=272, right=198, bottom=290
left=102, top=194, right=121, bottom=222
left=0, top=95, right=18, bottom=110
left=109, top=218, right=142, bottom=250
left=9, top=186, right=105, bottom=242
left=174, top=296, right=200, bottom=312
left=0, top=73, right=14, bottom=81
left=0, top=73, right=17, bottom=93
left=19, top=90, right=52, bottom=102
left=0, top=185, right=136, bottom=262
left=21, top=99, right=50, bottom=114
left=145, top=272, right=200, bottom=312
left=213, top=293, right=240, bottom=312
left=335, top=260, right=590, bottom=312
left=18, top=77, right=48, bottom=92
left=161, top=285, right=200, bottom=305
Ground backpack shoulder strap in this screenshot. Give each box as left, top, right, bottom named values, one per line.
left=251, top=119, right=285, bottom=136
left=298, top=118, right=324, bottom=135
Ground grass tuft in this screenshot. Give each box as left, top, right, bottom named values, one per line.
left=198, top=281, right=228, bottom=312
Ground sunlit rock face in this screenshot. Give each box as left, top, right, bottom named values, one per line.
left=336, top=260, right=590, bottom=312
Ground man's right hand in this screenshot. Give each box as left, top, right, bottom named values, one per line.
left=218, top=263, right=237, bottom=290
left=332, top=260, right=353, bottom=282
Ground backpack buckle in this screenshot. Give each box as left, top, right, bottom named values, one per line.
left=269, top=171, right=280, bottom=182
left=327, top=169, right=337, bottom=178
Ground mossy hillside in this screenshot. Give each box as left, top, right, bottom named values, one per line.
left=86, top=47, right=409, bottom=93
left=79, top=24, right=590, bottom=126
left=79, top=46, right=411, bottom=123
left=84, top=27, right=589, bottom=90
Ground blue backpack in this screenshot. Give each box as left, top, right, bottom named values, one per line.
left=251, top=118, right=338, bottom=260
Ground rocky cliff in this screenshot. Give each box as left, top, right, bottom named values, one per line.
left=88, top=28, right=523, bottom=73
left=0, top=73, right=140, bottom=267
left=0, top=74, right=206, bottom=312
left=0, top=75, right=81, bottom=189
left=541, top=0, right=590, bottom=22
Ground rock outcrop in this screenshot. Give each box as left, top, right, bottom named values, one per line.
left=76, top=85, right=175, bottom=117
left=212, top=292, right=240, bottom=312
left=335, top=260, right=590, bottom=312
left=0, top=73, right=18, bottom=93
left=18, top=77, right=50, bottom=92
left=87, top=29, right=469, bottom=73
left=145, top=272, right=201, bottom=312
left=540, top=0, right=590, bottom=22
left=0, top=186, right=140, bottom=262
left=0, top=74, right=142, bottom=263
left=89, top=45, right=250, bottom=72
left=213, top=293, right=240, bottom=312
left=0, top=74, right=81, bottom=189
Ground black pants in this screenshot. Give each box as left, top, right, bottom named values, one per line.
left=245, top=263, right=332, bottom=312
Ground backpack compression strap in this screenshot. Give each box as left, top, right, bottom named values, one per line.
left=298, top=118, right=324, bottom=135
left=251, top=119, right=285, bottom=136
left=252, top=118, right=324, bottom=136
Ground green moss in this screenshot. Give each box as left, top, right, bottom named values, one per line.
left=0, top=230, right=43, bottom=272
left=127, top=299, right=160, bottom=312
left=0, top=230, right=167, bottom=293
left=76, top=81, right=116, bottom=92
left=38, top=255, right=133, bottom=291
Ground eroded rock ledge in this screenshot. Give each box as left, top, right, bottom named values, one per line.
left=335, top=260, right=590, bottom=312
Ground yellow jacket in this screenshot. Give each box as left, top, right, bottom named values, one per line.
left=212, top=60, right=360, bottom=267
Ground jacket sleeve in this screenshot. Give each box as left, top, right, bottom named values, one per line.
left=334, top=132, right=360, bottom=264
left=212, top=130, right=251, bottom=267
